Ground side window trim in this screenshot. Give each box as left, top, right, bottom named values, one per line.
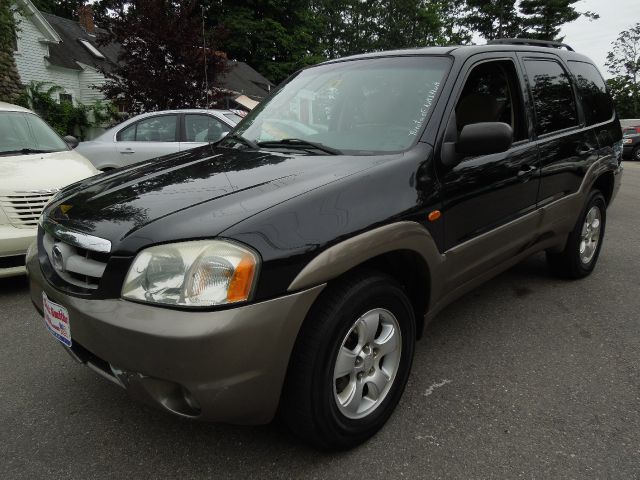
left=178, top=113, right=186, bottom=143
left=518, top=53, right=582, bottom=138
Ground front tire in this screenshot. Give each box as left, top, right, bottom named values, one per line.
left=281, top=271, right=416, bottom=450
left=633, top=146, right=640, bottom=161
left=547, top=190, right=607, bottom=279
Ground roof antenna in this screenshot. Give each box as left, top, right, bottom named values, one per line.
left=202, top=6, right=209, bottom=110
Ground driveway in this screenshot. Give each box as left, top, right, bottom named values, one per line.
left=2, top=162, right=639, bottom=479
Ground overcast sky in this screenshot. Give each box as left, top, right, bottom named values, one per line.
left=560, top=0, right=640, bottom=77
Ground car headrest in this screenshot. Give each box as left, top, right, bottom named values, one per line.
left=456, top=93, right=500, bottom=129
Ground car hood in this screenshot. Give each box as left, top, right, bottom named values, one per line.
left=46, top=145, right=391, bottom=255
left=0, top=150, right=98, bottom=194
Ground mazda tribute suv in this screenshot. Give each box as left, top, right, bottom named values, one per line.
left=28, top=39, right=622, bottom=449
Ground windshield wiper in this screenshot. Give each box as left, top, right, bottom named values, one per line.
left=257, top=138, right=342, bottom=155
left=219, top=133, right=259, bottom=149
left=0, top=148, right=54, bottom=156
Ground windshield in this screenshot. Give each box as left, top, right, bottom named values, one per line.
left=0, top=111, right=68, bottom=155
left=232, top=56, right=450, bottom=154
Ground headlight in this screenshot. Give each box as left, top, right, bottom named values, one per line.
left=122, top=240, right=259, bottom=307
left=622, top=138, right=632, bottom=144
left=38, top=190, right=65, bottom=227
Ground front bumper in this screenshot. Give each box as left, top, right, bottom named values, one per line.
left=0, top=224, right=35, bottom=277
left=28, top=250, right=325, bottom=424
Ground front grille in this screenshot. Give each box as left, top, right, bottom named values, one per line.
left=0, top=254, right=26, bottom=269
left=42, top=230, right=108, bottom=290
left=0, top=193, right=54, bottom=228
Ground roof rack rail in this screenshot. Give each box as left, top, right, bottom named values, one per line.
left=487, top=38, right=574, bottom=52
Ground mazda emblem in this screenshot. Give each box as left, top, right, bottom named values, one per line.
left=52, top=245, right=64, bottom=272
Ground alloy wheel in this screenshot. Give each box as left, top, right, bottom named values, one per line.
left=333, top=308, right=402, bottom=419
left=579, top=205, right=602, bottom=265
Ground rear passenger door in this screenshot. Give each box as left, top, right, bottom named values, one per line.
left=518, top=54, right=600, bottom=207
left=179, top=114, right=233, bottom=152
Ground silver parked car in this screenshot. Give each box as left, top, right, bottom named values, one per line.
left=77, top=109, right=241, bottom=170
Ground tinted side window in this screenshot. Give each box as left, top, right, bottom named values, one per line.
left=185, top=114, right=231, bottom=142
left=135, top=115, right=177, bottom=142
left=567, top=61, right=614, bottom=125
left=0, top=113, right=32, bottom=153
left=24, top=114, right=69, bottom=151
left=524, top=59, right=578, bottom=136
left=118, top=123, right=136, bottom=141
left=117, top=115, right=178, bottom=142
left=456, top=60, right=528, bottom=141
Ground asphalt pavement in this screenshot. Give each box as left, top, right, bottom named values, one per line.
left=1, top=162, right=639, bottom=479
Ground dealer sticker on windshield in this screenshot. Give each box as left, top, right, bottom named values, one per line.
left=42, top=293, right=72, bottom=347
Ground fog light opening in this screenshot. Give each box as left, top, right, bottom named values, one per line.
left=139, top=377, right=202, bottom=417
left=181, top=385, right=201, bottom=414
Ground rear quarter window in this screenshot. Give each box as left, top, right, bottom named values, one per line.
left=567, top=61, right=614, bottom=126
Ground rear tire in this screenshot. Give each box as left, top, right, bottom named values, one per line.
left=633, top=146, right=640, bottom=161
left=281, top=271, right=416, bottom=450
left=547, top=190, right=606, bottom=279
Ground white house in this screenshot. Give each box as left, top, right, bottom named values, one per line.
left=12, top=0, right=115, bottom=107
left=11, top=0, right=274, bottom=125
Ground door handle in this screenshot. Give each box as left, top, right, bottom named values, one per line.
left=120, top=149, right=135, bottom=154
left=517, top=165, right=537, bottom=181
left=577, top=147, right=596, bottom=156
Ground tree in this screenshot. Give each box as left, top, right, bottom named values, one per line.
left=0, top=1, right=22, bottom=103
left=437, top=0, right=472, bottom=45
left=97, top=0, right=227, bottom=114
left=518, top=0, right=598, bottom=41
left=207, top=0, right=321, bottom=84
left=310, top=0, right=471, bottom=60
left=30, top=0, right=83, bottom=19
left=375, top=0, right=448, bottom=50
left=606, top=23, right=640, bottom=118
left=465, top=0, right=520, bottom=41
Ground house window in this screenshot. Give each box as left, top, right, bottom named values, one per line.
left=60, top=94, right=73, bottom=104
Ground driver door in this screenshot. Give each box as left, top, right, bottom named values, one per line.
left=116, top=114, right=180, bottom=165
left=437, top=54, right=540, bottom=287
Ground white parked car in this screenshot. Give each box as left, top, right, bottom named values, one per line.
left=77, top=109, right=242, bottom=170
left=0, top=102, right=98, bottom=278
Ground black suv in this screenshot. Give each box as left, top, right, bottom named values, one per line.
left=29, top=39, right=622, bottom=450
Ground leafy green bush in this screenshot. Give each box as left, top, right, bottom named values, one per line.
left=15, top=81, right=117, bottom=138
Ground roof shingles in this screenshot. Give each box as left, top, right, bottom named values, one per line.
left=42, top=13, right=117, bottom=72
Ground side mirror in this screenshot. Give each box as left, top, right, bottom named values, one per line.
left=456, top=122, right=513, bottom=157
left=63, top=135, right=79, bottom=149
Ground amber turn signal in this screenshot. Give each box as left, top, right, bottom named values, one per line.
left=227, top=255, right=257, bottom=302
left=428, top=210, right=441, bottom=222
